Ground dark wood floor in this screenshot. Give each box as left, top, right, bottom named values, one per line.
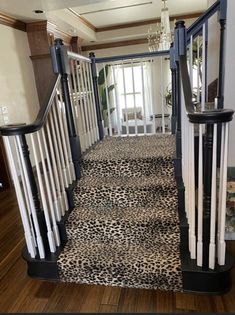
left=0, top=189, right=235, bottom=313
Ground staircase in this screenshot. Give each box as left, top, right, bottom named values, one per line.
left=0, top=0, right=234, bottom=296
left=58, top=135, right=182, bottom=291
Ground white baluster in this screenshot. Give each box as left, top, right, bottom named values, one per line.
left=103, top=63, right=112, bottom=137
left=86, top=61, right=97, bottom=142
left=150, top=59, right=156, bottom=134
left=88, top=62, right=100, bottom=141
left=3, top=136, right=37, bottom=258
left=80, top=61, right=92, bottom=147
left=160, top=56, right=165, bottom=134
left=55, top=87, right=73, bottom=184
left=131, top=60, right=138, bottom=135
left=112, top=64, right=121, bottom=136
left=16, top=135, right=45, bottom=259
left=30, top=133, right=56, bottom=253
left=189, top=122, right=196, bottom=259
left=48, top=113, right=69, bottom=213
left=13, top=137, right=37, bottom=249
left=197, top=123, right=204, bottom=266
left=57, top=87, right=75, bottom=184
left=122, top=60, right=129, bottom=136
left=41, top=127, right=62, bottom=222
left=76, top=62, right=88, bottom=151
left=84, top=61, right=95, bottom=144
left=51, top=104, right=69, bottom=188
left=46, top=121, right=67, bottom=215
left=218, top=123, right=229, bottom=265
left=209, top=123, right=217, bottom=269
left=141, top=61, right=147, bottom=135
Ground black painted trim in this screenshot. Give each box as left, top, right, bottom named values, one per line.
left=188, top=109, right=234, bottom=124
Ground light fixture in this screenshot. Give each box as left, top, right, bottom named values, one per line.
left=147, top=0, right=174, bottom=52
left=33, top=9, right=45, bottom=14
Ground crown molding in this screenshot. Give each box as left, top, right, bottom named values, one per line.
left=81, top=38, right=147, bottom=51
left=0, top=12, right=26, bottom=32
left=96, top=12, right=203, bottom=32
left=67, top=8, right=97, bottom=32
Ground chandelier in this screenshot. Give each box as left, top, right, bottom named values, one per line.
left=147, top=0, right=174, bottom=52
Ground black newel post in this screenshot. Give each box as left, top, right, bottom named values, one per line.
left=19, top=134, right=49, bottom=253
left=170, top=43, right=177, bottom=135
left=89, top=52, right=104, bottom=140
left=174, top=20, right=186, bottom=159
left=51, top=38, right=81, bottom=180
left=202, top=124, right=214, bottom=269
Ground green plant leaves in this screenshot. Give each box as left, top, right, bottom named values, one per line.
left=98, top=65, right=109, bottom=85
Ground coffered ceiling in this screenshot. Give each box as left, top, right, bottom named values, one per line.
left=0, top=0, right=208, bottom=43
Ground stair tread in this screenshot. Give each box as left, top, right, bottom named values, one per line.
left=83, top=134, right=176, bottom=161
left=58, top=238, right=182, bottom=291
left=75, top=174, right=177, bottom=188
left=67, top=204, right=179, bottom=224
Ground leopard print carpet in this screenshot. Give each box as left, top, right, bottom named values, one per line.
left=58, top=135, right=183, bottom=292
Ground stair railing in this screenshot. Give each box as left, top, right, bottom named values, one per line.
left=51, top=39, right=103, bottom=152
left=0, top=75, right=76, bottom=258
left=172, top=0, right=234, bottom=269
left=0, top=38, right=105, bottom=260
left=94, top=50, right=171, bottom=136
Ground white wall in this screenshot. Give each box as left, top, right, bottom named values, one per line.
left=0, top=24, right=39, bottom=126
left=207, top=0, right=220, bottom=85
left=224, top=0, right=235, bottom=166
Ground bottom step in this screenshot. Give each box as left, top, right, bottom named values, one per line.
left=57, top=239, right=183, bottom=292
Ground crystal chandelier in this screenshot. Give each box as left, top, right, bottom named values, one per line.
left=147, top=0, right=174, bottom=52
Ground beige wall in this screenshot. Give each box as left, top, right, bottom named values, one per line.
left=207, top=0, right=220, bottom=85
left=0, top=24, right=39, bottom=126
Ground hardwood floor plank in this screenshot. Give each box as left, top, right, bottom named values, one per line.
left=117, top=288, right=138, bottom=312
left=222, top=286, right=235, bottom=312
left=79, top=284, right=105, bottom=313
left=195, top=295, right=214, bottom=313
left=175, top=292, right=196, bottom=311
left=0, top=237, right=24, bottom=280
left=153, top=290, right=175, bottom=312
left=135, top=288, right=154, bottom=313
left=99, top=304, right=118, bottom=313
left=101, top=286, right=121, bottom=305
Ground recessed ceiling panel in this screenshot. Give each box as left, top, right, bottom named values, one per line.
left=71, top=0, right=208, bottom=27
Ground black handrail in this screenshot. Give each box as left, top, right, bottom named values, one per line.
left=95, top=50, right=169, bottom=64
left=187, top=0, right=220, bottom=39
left=0, top=74, right=61, bottom=136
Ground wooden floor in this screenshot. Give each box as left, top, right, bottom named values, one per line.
left=0, top=189, right=235, bottom=313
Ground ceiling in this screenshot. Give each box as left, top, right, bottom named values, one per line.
left=71, top=0, right=207, bottom=27
left=0, top=0, right=208, bottom=43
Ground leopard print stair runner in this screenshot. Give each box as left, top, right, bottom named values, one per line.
left=58, top=135, right=183, bottom=292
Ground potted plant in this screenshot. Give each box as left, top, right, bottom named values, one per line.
left=98, top=65, right=115, bottom=134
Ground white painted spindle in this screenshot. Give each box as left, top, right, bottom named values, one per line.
left=218, top=123, right=229, bottom=265
left=197, top=123, right=204, bottom=266
left=209, top=123, right=217, bottom=269
left=4, top=136, right=37, bottom=258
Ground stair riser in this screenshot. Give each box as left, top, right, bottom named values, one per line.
left=66, top=220, right=180, bottom=249
left=81, top=158, right=174, bottom=178
left=74, top=186, right=178, bottom=209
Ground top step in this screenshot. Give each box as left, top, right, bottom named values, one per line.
left=81, top=135, right=176, bottom=178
